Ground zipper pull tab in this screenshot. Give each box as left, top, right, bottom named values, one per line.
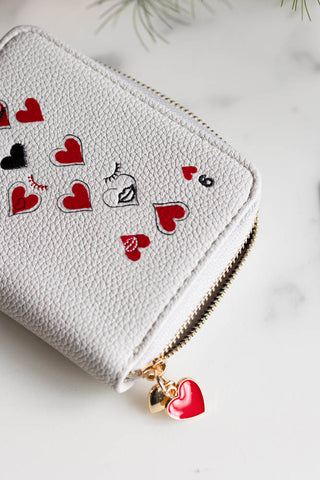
left=140, top=358, right=205, bottom=420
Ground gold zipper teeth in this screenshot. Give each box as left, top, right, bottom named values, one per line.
left=128, top=217, right=258, bottom=379
left=162, top=217, right=258, bottom=359
left=105, top=65, right=224, bottom=141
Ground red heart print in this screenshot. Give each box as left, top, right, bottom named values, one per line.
left=0, top=101, right=10, bottom=128
left=10, top=184, right=41, bottom=215
left=51, top=136, right=84, bottom=166
left=167, top=379, right=205, bottom=420
left=58, top=181, right=92, bottom=212
left=121, top=235, right=150, bottom=262
left=154, top=202, right=189, bottom=235
left=16, top=98, right=44, bottom=123
left=182, top=166, right=197, bottom=181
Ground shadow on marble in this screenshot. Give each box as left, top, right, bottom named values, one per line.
left=0, top=312, right=162, bottom=416
left=0, top=312, right=110, bottom=395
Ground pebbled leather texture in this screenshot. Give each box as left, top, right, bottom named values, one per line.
left=0, top=26, right=261, bottom=390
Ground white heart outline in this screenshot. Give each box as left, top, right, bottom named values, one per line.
left=8, top=181, right=42, bottom=216
left=50, top=135, right=85, bottom=167
left=57, top=180, right=93, bottom=213
left=153, top=201, right=190, bottom=235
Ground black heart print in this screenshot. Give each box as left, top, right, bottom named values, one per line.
left=1, top=143, right=26, bottom=170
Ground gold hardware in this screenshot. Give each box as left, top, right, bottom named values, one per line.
left=156, top=376, right=178, bottom=399
left=140, top=357, right=178, bottom=414
left=140, top=358, right=167, bottom=381
left=148, top=384, right=168, bottom=414
left=131, top=216, right=258, bottom=382
left=162, top=216, right=259, bottom=359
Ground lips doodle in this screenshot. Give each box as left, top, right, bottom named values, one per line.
left=0, top=94, right=195, bottom=264
left=103, top=174, right=138, bottom=208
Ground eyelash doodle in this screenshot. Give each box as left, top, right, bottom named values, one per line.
left=104, top=162, right=121, bottom=182
left=0, top=98, right=209, bottom=260
left=28, top=175, right=48, bottom=191
left=103, top=167, right=139, bottom=208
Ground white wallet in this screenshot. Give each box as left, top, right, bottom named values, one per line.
left=0, top=26, right=261, bottom=420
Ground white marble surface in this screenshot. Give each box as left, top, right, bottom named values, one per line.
left=0, top=1, right=319, bottom=479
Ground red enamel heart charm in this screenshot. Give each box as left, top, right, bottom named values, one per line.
left=58, top=181, right=92, bottom=212
left=167, top=379, right=205, bottom=420
left=9, top=183, right=41, bottom=216
left=16, top=98, right=44, bottom=123
left=121, top=235, right=150, bottom=262
left=0, top=100, right=10, bottom=128
left=50, top=136, right=84, bottom=166
left=154, top=202, right=189, bottom=235
left=182, top=166, right=197, bottom=181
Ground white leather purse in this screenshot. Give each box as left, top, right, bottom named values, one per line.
left=0, top=26, right=261, bottom=420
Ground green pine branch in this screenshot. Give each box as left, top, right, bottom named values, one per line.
left=90, top=0, right=320, bottom=46
left=90, top=0, right=217, bottom=46
left=281, top=0, right=320, bottom=20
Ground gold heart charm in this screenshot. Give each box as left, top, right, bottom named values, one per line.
left=148, top=384, right=169, bottom=414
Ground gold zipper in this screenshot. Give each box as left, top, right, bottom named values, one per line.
left=102, top=63, right=258, bottom=419
left=104, top=64, right=224, bottom=141
left=131, top=217, right=258, bottom=419
left=134, top=216, right=258, bottom=369
left=162, top=215, right=258, bottom=359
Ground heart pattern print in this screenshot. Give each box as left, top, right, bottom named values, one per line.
left=1, top=144, right=26, bottom=170
left=58, top=180, right=92, bottom=213
left=0, top=96, right=197, bottom=262
left=8, top=182, right=41, bottom=216
left=0, top=82, right=210, bottom=417
left=0, top=100, right=10, bottom=129
left=182, top=166, right=197, bottom=181
left=121, top=235, right=150, bottom=262
left=16, top=98, right=44, bottom=123
left=50, top=136, right=84, bottom=166
left=153, top=202, right=189, bottom=235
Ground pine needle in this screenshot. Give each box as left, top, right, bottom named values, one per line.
left=92, top=0, right=320, bottom=46
left=280, top=0, right=319, bottom=20
left=92, top=0, right=215, bottom=45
